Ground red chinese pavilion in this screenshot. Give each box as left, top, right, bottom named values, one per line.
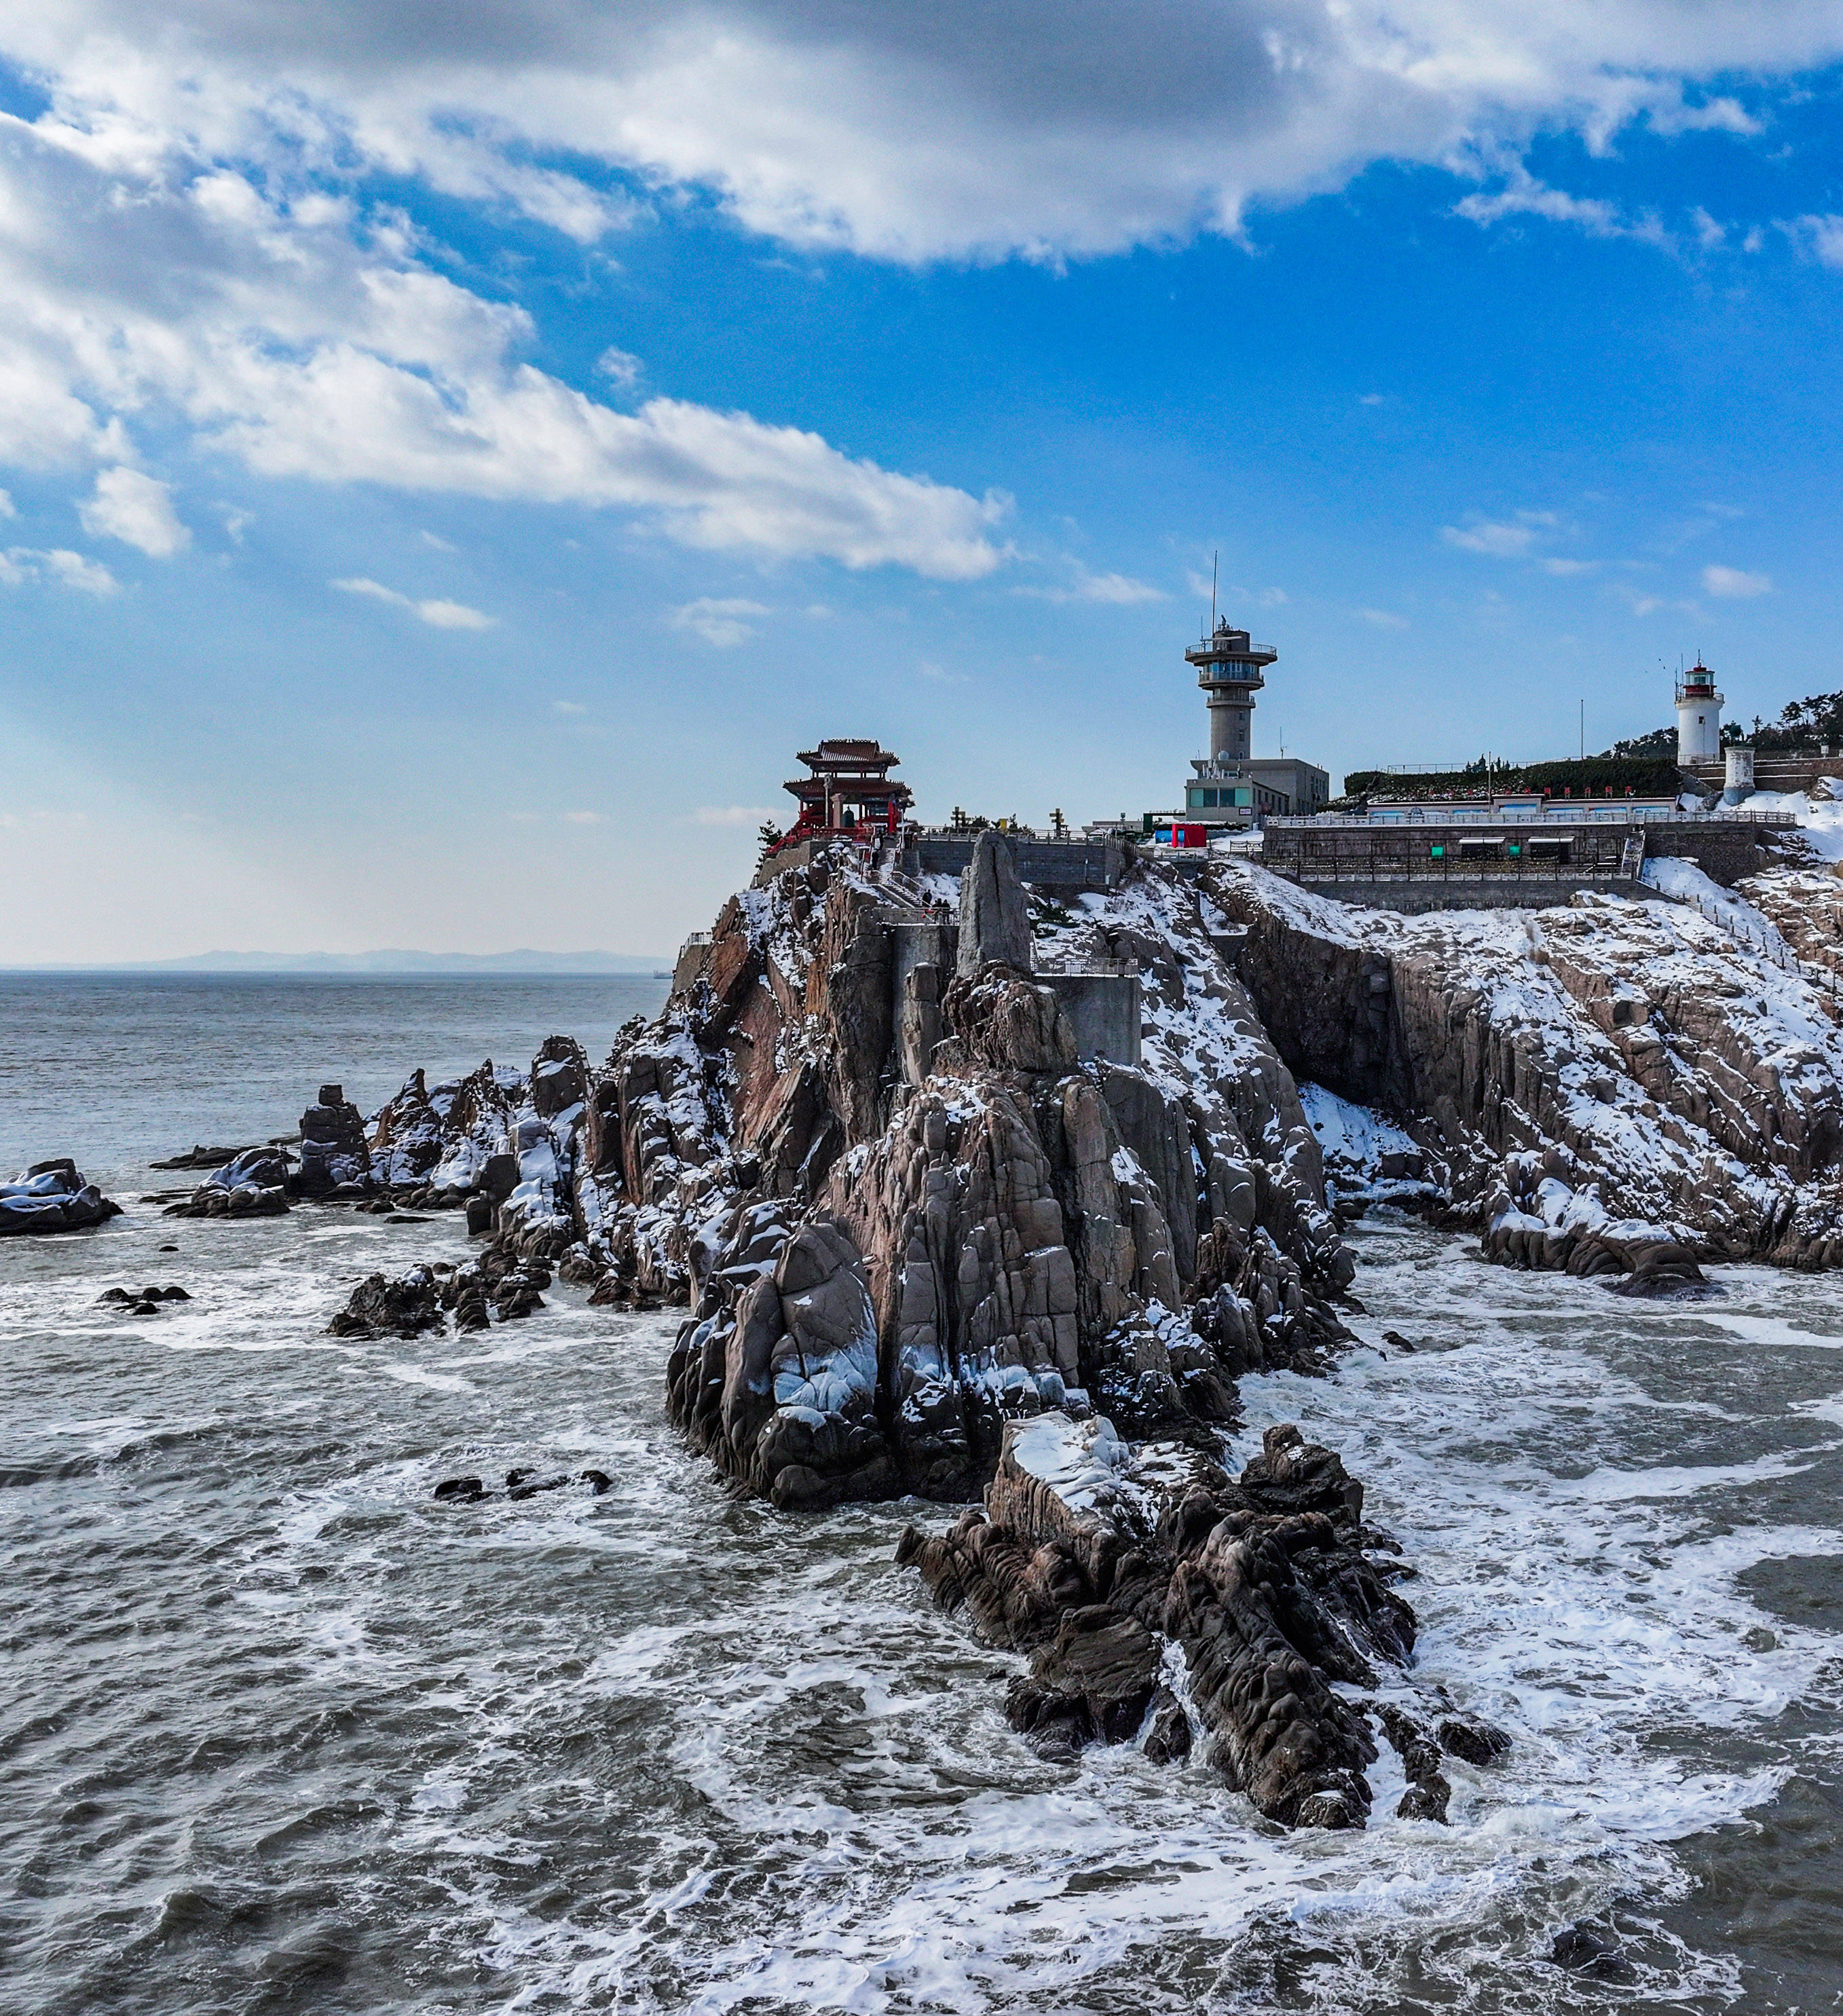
left=780, top=739, right=914, bottom=844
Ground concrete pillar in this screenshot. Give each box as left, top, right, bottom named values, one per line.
left=1723, top=744, right=1755, bottom=805
left=1208, top=696, right=1252, bottom=762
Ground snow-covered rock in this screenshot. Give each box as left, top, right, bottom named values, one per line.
left=0, top=1160, right=122, bottom=1235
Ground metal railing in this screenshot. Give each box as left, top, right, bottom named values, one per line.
left=1650, top=876, right=1842, bottom=999
left=1267, top=807, right=1795, bottom=829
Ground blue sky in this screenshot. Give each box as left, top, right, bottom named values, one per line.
left=3, top=3, right=1842, bottom=960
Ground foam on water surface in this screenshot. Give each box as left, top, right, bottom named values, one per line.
left=5, top=994, right=1843, bottom=2011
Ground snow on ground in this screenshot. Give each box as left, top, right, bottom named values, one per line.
left=1640, top=855, right=1786, bottom=949
left=1299, top=1083, right=1439, bottom=1207
left=1738, top=778, right=1843, bottom=861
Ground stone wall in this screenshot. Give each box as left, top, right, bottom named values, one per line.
left=907, top=834, right=1126, bottom=891
left=1642, top=821, right=1799, bottom=889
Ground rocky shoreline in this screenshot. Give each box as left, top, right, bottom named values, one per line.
left=24, top=822, right=1843, bottom=1831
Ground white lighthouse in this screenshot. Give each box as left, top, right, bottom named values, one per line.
left=1675, top=662, right=1723, bottom=764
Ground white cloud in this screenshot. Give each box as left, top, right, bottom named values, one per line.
left=1442, top=519, right=1537, bottom=558
left=1072, top=567, right=1163, bottom=604
left=0, top=489, right=13, bottom=517
left=0, top=5, right=1829, bottom=282
left=1026, top=563, right=1166, bottom=605
left=695, top=804, right=779, bottom=825
left=1542, top=557, right=1599, bottom=576
left=563, top=809, right=604, bottom=824
left=1784, top=214, right=1843, bottom=270
left=78, top=465, right=189, bottom=556
left=597, top=347, right=643, bottom=388
left=670, top=595, right=770, bottom=646
left=553, top=698, right=587, bottom=714
left=1356, top=606, right=1408, bottom=628
left=0, top=105, right=1006, bottom=582
left=0, top=545, right=117, bottom=594
left=420, top=529, right=457, bottom=552
left=1702, top=563, right=1771, bottom=598
left=331, top=576, right=494, bottom=628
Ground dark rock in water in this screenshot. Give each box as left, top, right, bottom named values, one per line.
left=1550, top=1924, right=1634, bottom=1979
left=149, top=1144, right=263, bottom=1170
left=506, top=1468, right=570, bottom=1499
left=1605, top=1240, right=1716, bottom=1298
left=1438, top=1714, right=1512, bottom=1767
left=100, top=1284, right=190, bottom=1312
left=1238, top=1423, right=1364, bottom=1527
left=1142, top=1685, right=1192, bottom=1765
left=1, top=1161, right=124, bottom=1236
left=435, top=1468, right=609, bottom=1504
left=164, top=1146, right=291, bottom=1220
left=1375, top=1704, right=1451, bottom=1823
left=1381, top=1329, right=1418, bottom=1351
left=386, top=1213, right=430, bottom=1225
left=465, top=1195, right=495, bottom=1235
left=327, top=1267, right=443, bottom=1339
left=899, top=1412, right=1415, bottom=1830
left=159, top=1244, right=179, bottom=1252
left=479, top=1153, right=519, bottom=1202
left=297, top=1086, right=374, bottom=1197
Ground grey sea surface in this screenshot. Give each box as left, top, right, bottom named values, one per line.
left=3, top=976, right=1843, bottom=2013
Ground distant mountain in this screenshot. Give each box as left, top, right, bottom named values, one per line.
left=11, top=950, right=670, bottom=975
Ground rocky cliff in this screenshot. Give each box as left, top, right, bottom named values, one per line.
left=1212, top=857, right=1843, bottom=1271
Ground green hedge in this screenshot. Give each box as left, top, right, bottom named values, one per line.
left=1342, top=757, right=1683, bottom=800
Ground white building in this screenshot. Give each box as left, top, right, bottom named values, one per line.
left=1676, top=662, right=1723, bottom=764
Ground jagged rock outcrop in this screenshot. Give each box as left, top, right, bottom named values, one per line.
left=619, top=842, right=1362, bottom=1508
left=660, top=848, right=1357, bottom=1509
left=0, top=1160, right=122, bottom=1235
left=897, top=1414, right=1442, bottom=1830
left=957, top=829, right=1032, bottom=975
left=297, top=1083, right=375, bottom=1197
left=327, top=1252, right=551, bottom=1337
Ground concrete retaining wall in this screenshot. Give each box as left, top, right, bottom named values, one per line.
left=1045, top=972, right=1142, bottom=1066
left=1269, top=878, right=1641, bottom=914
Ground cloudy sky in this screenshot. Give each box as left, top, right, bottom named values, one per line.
left=3, top=1, right=1842, bottom=959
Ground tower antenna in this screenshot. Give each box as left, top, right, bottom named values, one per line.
left=1210, top=550, right=1218, bottom=635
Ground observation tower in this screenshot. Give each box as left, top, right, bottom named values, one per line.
left=1186, top=619, right=1277, bottom=764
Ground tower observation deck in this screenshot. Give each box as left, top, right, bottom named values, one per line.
left=1185, top=620, right=1277, bottom=764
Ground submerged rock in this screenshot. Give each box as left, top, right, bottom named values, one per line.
left=0, top=1161, right=123, bottom=1236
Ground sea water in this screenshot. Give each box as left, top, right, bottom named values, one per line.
left=3, top=975, right=1842, bottom=2013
